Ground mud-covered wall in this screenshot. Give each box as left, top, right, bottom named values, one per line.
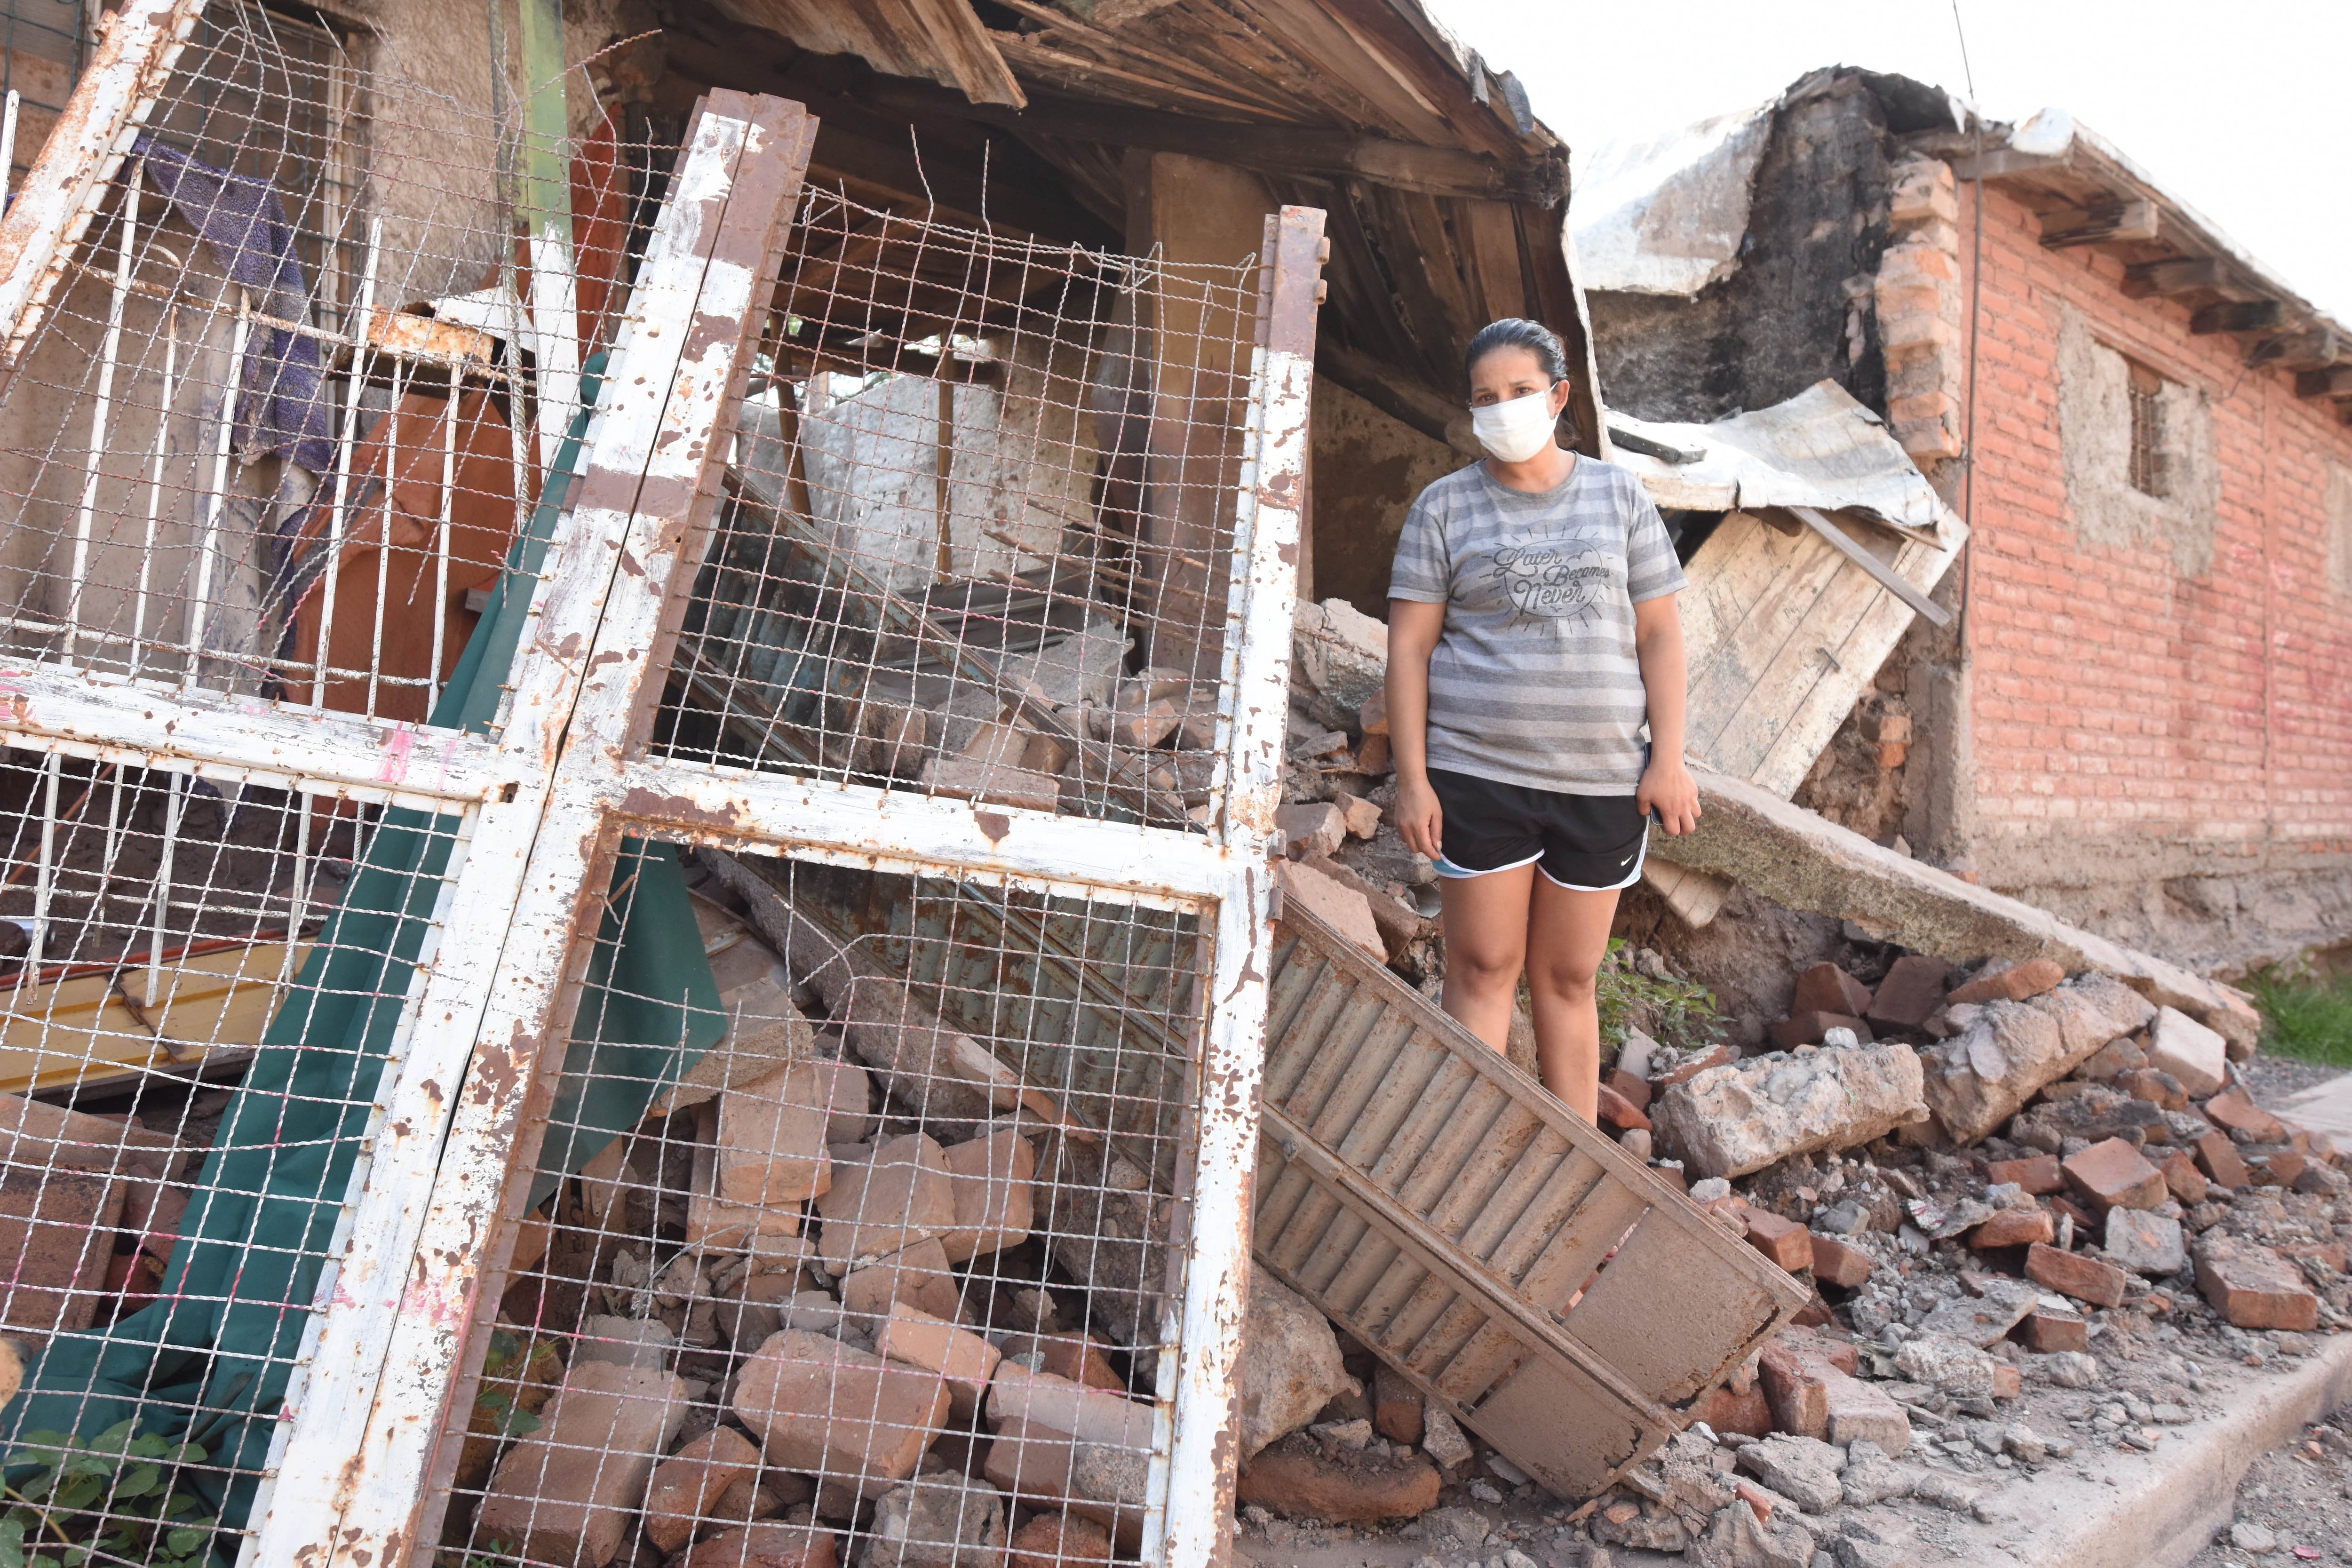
left=1308, top=376, right=1463, bottom=622
left=1583, top=73, right=1901, bottom=426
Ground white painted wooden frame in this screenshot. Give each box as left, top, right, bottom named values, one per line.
left=0, top=35, right=1327, bottom=1565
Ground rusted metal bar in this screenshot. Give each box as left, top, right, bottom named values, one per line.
left=1157, top=204, right=1325, bottom=1568
left=250, top=92, right=817, bottom=1568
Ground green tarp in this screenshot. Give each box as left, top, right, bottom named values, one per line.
left=4, top=358, right=723, bottom=1540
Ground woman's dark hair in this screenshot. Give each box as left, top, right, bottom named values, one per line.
left=1464, top=318, right=1569, bottom=387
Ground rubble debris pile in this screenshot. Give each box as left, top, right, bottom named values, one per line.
left=451, top=852, right=1207, bottom=1567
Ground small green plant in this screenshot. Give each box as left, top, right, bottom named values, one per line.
left=472, top=1329, right=547, bottom=1440
left=0, top=1420, right=215, bottom=1568
left=2248, top=958, right=2352, bottom=1067
left=1597, top=937, right=1724, bottom=1052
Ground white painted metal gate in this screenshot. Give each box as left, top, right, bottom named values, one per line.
left=0, top=5, right=1325, bottom=1565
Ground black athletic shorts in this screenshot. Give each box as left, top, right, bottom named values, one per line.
left=1427, top=767, right=1648, bottom=891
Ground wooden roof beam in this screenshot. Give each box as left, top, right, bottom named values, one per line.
left=2039, top=195, right=2158, bottom=249
left=2295, top=366, right=2352, bottom=400
left=2191, top=299, right=2288, bottom=334
left=2120, top=255, right=2248, bottom=300
left=865, top=84, right=1566, bottom=206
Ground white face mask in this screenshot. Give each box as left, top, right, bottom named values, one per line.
left=1470, top=387, right=1559, bottom=463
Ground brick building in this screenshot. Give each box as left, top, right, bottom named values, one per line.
left=1580, top=69, right=2352, bottom=976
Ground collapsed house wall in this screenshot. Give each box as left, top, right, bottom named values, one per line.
left=1306, top=376, right=1461, bottom=621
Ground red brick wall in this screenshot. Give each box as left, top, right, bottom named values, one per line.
left=1953, top=181, right=2352, bottom=933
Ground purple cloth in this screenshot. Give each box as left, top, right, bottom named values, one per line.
left=133, top=136, right=334, bottom=474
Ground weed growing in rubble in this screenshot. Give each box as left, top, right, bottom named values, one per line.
left=0, top=1421, right=214, bottom=1568
left=2249, top=959, right=2352, bottom=1067
left=1597, top=938, right=1724, bottom=1051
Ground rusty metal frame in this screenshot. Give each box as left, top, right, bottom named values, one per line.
left=0, top=32, right=1326, bottom=1560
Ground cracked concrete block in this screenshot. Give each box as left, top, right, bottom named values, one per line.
left=859, top=1476, right=1008, bottom=1568
left=1237, top=1262, right=1355, bottom=1460
left=1651, top=1043, right=1928, bottom=1180
left=1732, top=1433, right=1843, bottom=1513
left=1922, top=977, right=2155, bottom=1144
left=2144, top=1007, right=2226, bottom=1098
left=2104, top=1208, right=2187, bottom=1276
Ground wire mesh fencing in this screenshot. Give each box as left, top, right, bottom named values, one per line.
left=0, top=740, right=474, bottom=1562
left=434, top=845, right=1205, bottom=1568
left=0, top=1, right=678, bottom=726
left=651, top=187, right=1271, bottom=832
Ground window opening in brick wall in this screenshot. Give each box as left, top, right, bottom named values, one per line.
left=2127, top=359, right=2167, bottom=498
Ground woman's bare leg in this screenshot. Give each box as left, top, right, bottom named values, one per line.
left=1437, top=863, right=1537, bottom=1051
left=1524, top=876, right=1622, bottom=1122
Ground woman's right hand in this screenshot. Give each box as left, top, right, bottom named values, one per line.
left=1392, top=772, right=1443, bottom=861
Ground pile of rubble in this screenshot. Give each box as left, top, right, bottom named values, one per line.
left=1210, top=601, right=2352, bottom=1566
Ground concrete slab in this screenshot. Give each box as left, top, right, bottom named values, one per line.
left=2281, top=1075, right=2352, bottom=1142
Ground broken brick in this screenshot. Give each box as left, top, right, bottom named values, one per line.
left=875, top=1301, right=1000, bottom=1420
left=1808, top=1235, right=1875, bottom=1290
left=2155, top=1151, right=2210, bottom=1205
left=841, top=1236, right=965, bottom=1324
left=1968, top=1206, right=2054, bottom=1250
left=2193, top=1130, right=2251, bottom=1189
left=1606, top=1069, right=1653, bottom=1114
left=2025, top=1242, right=2128, bottom=1308
left=2016, top=1305, right=2089, bottom=1354
left=1009, top=1513, right=1113, bottom=1568
left=986, top=1362, right=1154, bottom=1450
left=645, top=1426, right=762, bottom=1554
left=1760, top=1327, right=1904, bottom=1447
left=1236, top=1438, right=1442, bottom=1522
left=1947, top=957, right=2066, bottom=1006
left=1334, top=793, right=1383, bottom=840
left=718, top=1062, right=833, bottom=1210
left=477, top=1362, right=687, bottom=1567
left=1597, top=1083, right=1652, bottom=1132
left=1275, top=803, right=1346, bottom=860
left=1865, top=955, right=1951, bottom=1031
left=2060, top=1138, right=2167, bottom=1215
left=679, top=1522, right=837, bottom=1568
left=983, top=1419, right=1148, bottom=1554
left=999, top=1332, right=1124, bottom=1394
left=1744, top=1211, right=1814, bottom=1274
left=2201, top=1089, right=2286, bottom=1144
left=1768, top=1011, right=1874, bottom=1051
left=810, top=1058, right=879, bottom=1146
left=2193, top=1236, right=2319, bottom=1331
left=2247, top=1150, right=2306, bottom=1188
left=1791, top=963, right=1873, bottom=1020
left=734, top=1329, right=953, bottom=1499
left=1991, top=1362, right=2022, bottom=1401
left=817, top=1134, right=956, bottom=1275
left=1371, top=1363, right=1423, bottom=1446
left=1689, top=1381, right=1773, bottom=1439
left=1985, top=1154, right=2063, bottom=1195
left=938, top=1129, right=1034, bottom=1264
left=2117, top=1068, right=2187, bottom=1111
left=0, top=1168, right=122, bottom=1339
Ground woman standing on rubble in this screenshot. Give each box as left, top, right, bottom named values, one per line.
left=1385, top=318, right=1700, bottom=1122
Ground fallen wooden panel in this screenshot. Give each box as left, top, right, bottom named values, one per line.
left=0, top=938, right=305, bottom=1097
left=1650, top=763, right=2262, bottom=1046
left=1254, top=903, right=1805, bottom=1498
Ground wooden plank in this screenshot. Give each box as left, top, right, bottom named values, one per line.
left=1459, top=197, right=1532, bottom=322
left=1705, top=526, right=1891, bottom=782
left=2192, top=299, right=2288, bottom=334
left=1565, top=1212, right=1793, bottom=1404
left=1791, top=506, right=1951, bottom=626
left=2039, top=195, right=2158, bottom=248
left=1749, top=525, right=1960, bottom=796
left=1685, top=521, right=1848, bottom=766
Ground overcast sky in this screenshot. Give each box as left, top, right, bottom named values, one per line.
left=1425, top=0, right=2352, bottom=322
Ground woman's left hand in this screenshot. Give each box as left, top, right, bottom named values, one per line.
left=1637, top=756, right=1701, bottom=836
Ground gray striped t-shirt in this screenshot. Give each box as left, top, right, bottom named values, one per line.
left=1388, top=456, right=1686, bottom=795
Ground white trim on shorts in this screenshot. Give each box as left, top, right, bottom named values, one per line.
left=1536, top=830, right=1649, bottom=893
left=1432, top=848, right=1542, bottom=880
